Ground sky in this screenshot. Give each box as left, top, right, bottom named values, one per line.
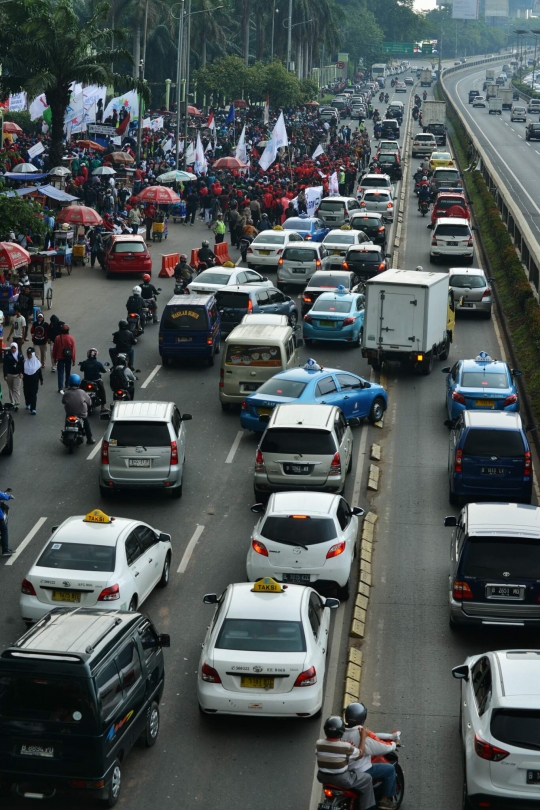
left=414, top=0, right=437, bottom=13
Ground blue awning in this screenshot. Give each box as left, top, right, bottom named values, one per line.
left=3, top=172, right=48, bottom=181
left=37, top=184, right=79, bottom=202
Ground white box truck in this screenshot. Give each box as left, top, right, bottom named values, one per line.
left=361, top=269, right=452, bottom=374
left=420, top=68, right=432, bottom=87
left=422, top=100, right=446, bottom=146
left=497, top=87, right=513, bottom=109
left=486, top=68, right=495, bottom=81
left=489, top=97, right=502, bottom=115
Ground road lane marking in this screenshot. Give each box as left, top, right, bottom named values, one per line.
left=141, top=364, right=161, bottom=389
left=5, top=517, right=47, bottom=566
left=177, top=524, right=205, bottom=573
left=225, top=430, right=244, bottom=463
left=87, top=438, right=103, bottom=461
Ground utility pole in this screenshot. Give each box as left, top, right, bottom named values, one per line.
left=174, top=0, right=185, bottom=170
left=286, top=0, right=292, bottom=71
left=136, top=0, right=149, bottom=164
left=183, top=0, right=192, bottom=170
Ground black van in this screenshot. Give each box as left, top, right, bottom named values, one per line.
left=0, top=608, right=170, bottom=805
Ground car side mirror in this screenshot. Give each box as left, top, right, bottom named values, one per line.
left=351, top=506, right=365, bottom=516
left=513, top=369, right=522, bottom=376
left=158, top=633, right=171, bottom=648
left=385, top=253, right=392, bottom=258
left=452, top=664, right=469, bottom=681
left=444, top=419, right=456, bottom=429
left=181, top=413, right=193, bottom=421
left=325, top=597, right=340, bottom=609
left=159, top=532, right=171, bottom=543
left=104, top=361, right=110, bottom=367
left=100, top=411, right=111, bottom=421
left=441, top=367, right=450, bottom=373
left=488, top=277, right=495, bottom=283
left=472, top=225, right=479, bottom=231
left=203, top=593, right=218, bottom=604
left=444, top=515, right=457, bottom=527
left=251, top=503, right=266, bottom=514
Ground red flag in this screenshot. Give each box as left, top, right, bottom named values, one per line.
left=207, top=112, right=215, bottom=131
left=116, top=112, right=130, bottom=136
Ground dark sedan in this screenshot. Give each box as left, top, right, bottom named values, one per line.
left=350, top=212, right=387, bottom=246
left=342, top=245, right=391, bottom=280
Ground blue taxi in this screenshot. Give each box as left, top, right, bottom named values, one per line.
left=240, top=359, right=388, bottom=432
left=303, top=288, right=365, bottom=346
left=282, top=215, right=330, bottom=242
left=443, top=352, right=521, bottom=420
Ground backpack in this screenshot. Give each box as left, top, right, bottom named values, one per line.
left=110, top=365, right=128, bottom=390
left=60, top=336, right=72, bottom=361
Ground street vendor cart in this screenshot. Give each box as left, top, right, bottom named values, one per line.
left=53, top=229, right=73, bottom=276
left=152, top=210, right=168, bottom=242
left=28, top=252, right=54, bottom=309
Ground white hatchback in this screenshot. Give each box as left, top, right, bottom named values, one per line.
left=246, top=491, right=364, bottom=599
left=198, top=579, right=339, bottom=717
left=247, top=230, right=303, bottom=270
left=430, top=217, right=474, bottom=264
left=453, top=649, right=540, bottom=808
left=20, top=510, right=172, bottom=624
left=187, top=267, right=273, bottom=294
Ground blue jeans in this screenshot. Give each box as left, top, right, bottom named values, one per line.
left=57, top=359, right=72, bottom=390
left=367, top=763, right=396, bottom=797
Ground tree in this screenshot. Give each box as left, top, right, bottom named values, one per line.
left=0, top=192, right=47, bottom=241
left=0, top=0, right=148, bottom=168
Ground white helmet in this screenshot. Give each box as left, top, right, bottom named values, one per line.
left=132, top=285, right=141, bottom=295
left=416, top=265, right=423, bottom=272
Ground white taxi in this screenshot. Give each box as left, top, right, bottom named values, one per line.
left=198, top=578, right=339, bottom=717
left=20, top=509, right=172, bottom=625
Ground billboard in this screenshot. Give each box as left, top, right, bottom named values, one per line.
left=452, top=0, right=478, bottom=18
left=485, top=0, right=508, bottom=16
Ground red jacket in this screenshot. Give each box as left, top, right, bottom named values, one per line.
left=52, top=333, right=76, bottom=363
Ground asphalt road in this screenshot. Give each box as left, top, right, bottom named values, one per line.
left=0, top=86, right=414, bottom=810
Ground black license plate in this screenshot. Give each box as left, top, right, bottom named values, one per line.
left=283, top=463, right=311, bottom=475
left=20, top=743, right=55, bottom=758
left=292, top=268, right=306, bottom=274
left=243, top=383, right=259, bottom=391
left=481, top=467, right=504, bottom=475
left=282, top=573, right=311, bottom=584
left=486, top=584, right=525, bottom=600
left=447, top=241, right=458, bottom=246
left=527, top=771, right=540, bottom=784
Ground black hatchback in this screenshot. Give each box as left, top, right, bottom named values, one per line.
left=350, top=212, right=387, bottom=246
left=342, top=245, right=390, bottom=280
left=526, top=123, right=540, bottom=141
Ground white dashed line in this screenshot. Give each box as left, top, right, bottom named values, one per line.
left=141, top=364, right=161, bottom=389
left=177, top=524, right=205, bottom=573
left=5, top=517, right=47, bottom=566
left=225, top=430, right=244, bottom=464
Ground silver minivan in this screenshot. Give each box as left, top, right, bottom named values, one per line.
left=317, top=196, right=361, bottom=227
left=99, top=401, right=191, bottom=498
left=254, top=404, right=354, bottom=498
left=277, top=242, right=325, bottom=289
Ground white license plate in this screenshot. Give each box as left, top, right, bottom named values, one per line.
left=129, top=459, right=151, bottom=467
left=486, top=584, right=525, bottom=600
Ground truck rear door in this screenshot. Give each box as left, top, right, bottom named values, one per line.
left=377, top=288, right=421, bottom=349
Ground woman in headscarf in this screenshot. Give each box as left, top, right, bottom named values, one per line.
left=2, top=342, right=23, bottom=410
left=22, top=347, right=43, bottom=414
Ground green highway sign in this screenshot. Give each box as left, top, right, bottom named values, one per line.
left=382, top=42, right=414, bottom=54
left=422, top=43, right=433, bottom=54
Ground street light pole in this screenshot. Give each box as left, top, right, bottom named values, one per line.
left=182, top=0, right=192, bottom=170
left=270, top=0, right=278, bottom=63
left=136, top=0, right=149, bottom=164
left=286, top=0, right=292, bottom=71
left=174, top=0, right=185, bottom=170
left=531, top=30, right=540, bottom=88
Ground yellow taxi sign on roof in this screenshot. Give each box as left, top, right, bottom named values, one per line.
left=84, top=509, right=112, bottom=524
left=252, top=577, right=284, bottom=593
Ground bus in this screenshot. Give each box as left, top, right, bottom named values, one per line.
left=371, top=63, right=387, bottom=82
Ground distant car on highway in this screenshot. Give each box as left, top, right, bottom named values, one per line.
left=428, top=151, right=455, bottom=172
left=468, top=90, right=479, bottom=103
left=448, top=267, right=492, bottom=317
left=525, top=122, right=540, bottom=140
left=472, top=96, right=486, bottom=108
left=431, top=191, right=469, bottom=225
left=510, top=105, right=526, bottom=121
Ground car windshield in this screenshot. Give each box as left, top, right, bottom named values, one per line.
left=283, top=248, right=317, bottom=262
left=531, top=125, right=540, bottom=130
left=461, top=371, right=509, bottom=388
left=284, top=219, right=312, bottom=231
left=309, top=274, right=348, bottom=288
left=361, top=178, right=390, bottom=187
left=256, top=378, right=307, bottom=398
left=437, top=198, right=466, bottom=209
left=261, top=516, right=337, bottom=545
left=491, top=710, right=540, bottom=752
left=312, top=299, right=351, bottom=313
left=194, top=271, right=231, bottom=285
left=432, top=153, right=450, bottom=160
left=0, top=676, right=95, bottom=726
left=253, top=233, right=287, bottom=245
left=434, top=170, right=459, bottom=180
left=36, top=542, right=116, bottom=572
left=364, top=192, right=390, bottom=202
left=261, top=428, right=336, bottom=454
left=113, top=241, right=145, bottom=253
left=319, top=201, right=346, bottom=211
left=162, top=305, right=208, bottom=330
left=462, top=429, right=524, bottom=456
left=215, top=291, right=250, bottom=309
left=434, top=225, right=470, bottom=237
left=462, top=536, right=540, bottom=578
left=324, top=234, right=356, bottom=244
left=378, top=155, right=396, bottom=163
left=352, top=217, right=380, bottom=228
left=450, top=274, right=485, bottom=288
left=109, top=421, right=171, bottom=447
left=225, top=344, right=281, bottom=367
left=216, top=619, right=306, bottom=652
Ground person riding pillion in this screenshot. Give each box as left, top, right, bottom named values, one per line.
left=315, top=715, right=375, bottom=810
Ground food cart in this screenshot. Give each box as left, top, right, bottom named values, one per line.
left=28, top=252, right=54, bottom=309
left=53, top=229, right=73, bottom=276
left=152, top=210, right=168, bottom=242
left=72, top=225, right=88, bottom=266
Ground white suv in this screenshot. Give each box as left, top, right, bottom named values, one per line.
left=412, top=132, right=437, bottom=157
left=430, top=217, right=474, bottom=264
left=453, top=649, right=540, bottom=808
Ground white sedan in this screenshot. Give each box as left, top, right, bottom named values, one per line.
left=247, top=230, right=303, bottom=270
left=20, top=509, right=172, bottom=625
left=246, top=492, right=363, bottom=599
left=187, top=267, right=273, bottom=294
left=198, top=579, right=339, bottom=717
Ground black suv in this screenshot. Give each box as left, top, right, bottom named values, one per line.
left=526, top=122, right=540, bottom=141
left=301, top=270, right=360, bottom=316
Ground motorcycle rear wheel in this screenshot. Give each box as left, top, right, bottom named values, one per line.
left=393, top=763, right=405, bottom=809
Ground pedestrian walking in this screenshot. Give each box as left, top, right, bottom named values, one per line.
left=7, top=307, right=26, bottom=351
left=17, top=282, right=34, bottom=332
left=31, top=312, right=49, bottom=367
left=48, top=314, right=64, bottom=372
left=52, top=324, right=76, bottom=393
left=144, top=203, right=156, bottom=240
left=3, top=342, right=23, bottom=410
left=22, top=347, right=43, bottom=414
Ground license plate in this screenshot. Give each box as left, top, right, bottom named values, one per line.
left=243, top=383, right=259, bottom=391
left=527, top=771, right=540, bottom=784
left=487, top=584, right=525, bottom=600
left=241, top=676, right=274, bottom=689
left=461, top=302, right=475, bottom=308
left=481, top=467, right=504, bottom=475
left=52, top=590, right=81, bottom=603
left=257, top=407, right=273, bottom=416
left=319, top=320, right=335, bottom=327
left=292, top=268, right=306, bottom=274
left=476, top=400, right=495, bottom=407
left=20, top=744, right=55, bottom=758
left=282, top=573, right=311, bottom=584
left=129, top=459, right=151, bottom=467
left=333, top=250, right=341, bottom=255
left=283, top=463, right=311, bottom=474
left=259, top=250, right=270, bottom=256
left=447, top=241, right=458, bottom=246
left=176, top=337, right=192, bottom=342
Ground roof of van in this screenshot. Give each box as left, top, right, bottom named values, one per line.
left=165, top=294, right=214, bottom=306
left=462, top=411, right=523, bottom=429
left=110, top=401, right=174, bottom=421
left=225, top=323, right=293, bottom=341
left=466, top=503, right=540, bottom=537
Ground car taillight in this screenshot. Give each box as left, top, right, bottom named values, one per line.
left=241, top=400, right=248, bottom=411
left=326, top=541, right=346, bottom=559
left=98, top=584, right=120, bottom=601
left=277, top=249, right=283, bottom=255
left=452, top=391, right=466, bottom=405
left=303, top=295, right=312, bottom=303
left=431, top=237, right=437, bottom=245
left=467, top=237, right=473, bottom=247
left=21, top=578, right=36, bottom=596
left=304, top=314, right=313, bottom=323
left=387, top=202, right=393, bottom=208
left=474, top=734, right=509, bottom=762
left=378, top=262, right=386, bottom=271
left=201, top=662, right=222, bottom=683
left=247, top=299, right=253, bottom=312
left=341, top=261, right=349, bottom=270
left=524, top=450, right=531, bottom=477
left=247, top=247, right=253, bottom=253
left=378, top=226, right=385, bottom=232
left=315, top=259, right=321, bottom=267
left=504, top=394, right=517, bottom=406
left=360, top=202, right=366, bottom=208
left=330, top=452, right=341, bottom=475
left=101, top=440, right=109, bottom=464
left=207, top=333, right=213, bottom=345
left=453, top=580, right=473, bottom=600
left=252, top=538, right=268, bottom=556
left=255, top=448, right=265, bottom=472
left=278, top=258, right=283, bottom=266
left=294, top=666, right=317, bottom=687
left=170, top=440, right=179, bottom=465
left=342, top=317, right=355, bottom=326
left=455, top=448, right=463, bottom=473
left=304, top=235, right=312, bottom=240
left=482, top=287, right=491, bottom=298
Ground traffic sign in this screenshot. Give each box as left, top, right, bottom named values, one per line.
left=422, top=43, right=433, bottom=54
left=382, top=42, right=414, bottom=54
left=336, top=60, right=345, bottom=69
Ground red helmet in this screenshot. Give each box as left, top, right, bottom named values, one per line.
left=142, top=273, right=151, bottom=282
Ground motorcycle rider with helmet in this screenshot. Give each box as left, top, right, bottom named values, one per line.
left=342, top=702, right=399, bottom=810
left=61, top=374, right=95, bottom=445
left=78, top=348, right=108, bottom=411
left=126, top=285, right=145, bottom=332
left=140, top=274, right=160, bottom=323
left=109, top=353, right=136, bottom=400
left=111, top=319, right=137, bottom=369
left=418, top=176, right=430, bottom=212
left=199, top=240, right=217, bottom=267
left=315, top=715, right=375, bottom=810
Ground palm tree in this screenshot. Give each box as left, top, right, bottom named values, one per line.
left=0, top=0, right=148, bottom=168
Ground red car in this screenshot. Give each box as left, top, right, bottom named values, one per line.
left=430, top=192, right=470, bottom=226
left=104, top=234, right=152, bottom=278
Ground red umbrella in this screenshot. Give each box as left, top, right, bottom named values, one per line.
left=233, top=99, right=248, bottom=109
left=0, top=242, right=31, bottom=272
left=3, top=121, right=23, bottom=134
left=56, top=205, right=103, bottom=226
left=75, top=139, right=105, bottom=152
left=136, top=185, right=180, bottom=204
left=213, top=157, right=248, bottom=169
left=187, top=105, right=201, bottom=115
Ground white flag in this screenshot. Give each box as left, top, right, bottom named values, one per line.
left=103, top=89, right=139, bottom=122
left=194, top=133, right=207, bottom=174
left=258, top=136, right=277, bottom=171
left=205, top=140, right=213, bottom=153
left=264, top=96, right=269, bottom=125
left=328, top=171, right=339, bottom=196
left=29, top=93, right=48, bottom=121
left=235, top=124, right=247, bottom=164
left=9, top=92, right=27, bottom=112
left=185, top=141, right=195, bottom=165
left=163, top=138, right=173, bottom=153
left=312, top=143, right=324, bottom=160
left=142, top=117, right=151, bottom=129
left=273, top=111, right=288, bottom=149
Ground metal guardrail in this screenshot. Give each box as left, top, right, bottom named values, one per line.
left=440, top=50, right=540, bottom=297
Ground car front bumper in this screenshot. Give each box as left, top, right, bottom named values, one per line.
left=198, top=680, right=322, bottom=717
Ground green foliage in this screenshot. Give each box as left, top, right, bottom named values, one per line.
left=336, top=3, right=384, bottom=68
left=0, top=191, right=47, bottom=240
left=423, top=7, right=506, bottom=59
left=2, top=112, right=37, bottom=136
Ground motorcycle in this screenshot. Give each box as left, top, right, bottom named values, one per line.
left=379, top=92, right=384, bottom=102
left=319, top=750, right=404, bottom=810
left=80, top=379, right=102, bottom=414
left=384, top=94, right=389, bottom=104
left=174, top=277, right=192, bottom=296
left=110, top=368, right=140, bottom=402
left=141, top=288, right=161, bottom=324
left=419, top=198, right=430, bottom=216
left=61, top=414, right=86, bottom=454
left=127, top=312, right=143, bottom=337
left=239, top=235, right=254, bottom=263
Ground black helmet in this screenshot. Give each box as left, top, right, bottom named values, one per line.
left=115, top=353, right=128, bottom=366
left=344, top=702, right=368, bottom=728
left=324, top=716, right=346, bottom=738
left=118, top=319, right=128, bottom=329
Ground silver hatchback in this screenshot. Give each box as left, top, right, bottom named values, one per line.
left=99, top=401, right=192, bottom=497
left=448, top=267, right=493, bottom=318
left=253, top=404, right=354, bottom=498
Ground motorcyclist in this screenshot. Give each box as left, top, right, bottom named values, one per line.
left=315, top=716, right=375, bottom=810
left=423, top=90, right=427, bottom=100
left=342, top=703, right=399, bottom=810
left=111, top=319, right=137, bottom=369
left=0, top=488, right=14, bottom=556
left=78, top=348, right=108, bottom=411
left=418, top=177, right=431, bottom=211
left=109, top=353, right=136, bottom=400
left=258, top=213, right=272, bottom=233
left=199, top=240, right=217, bottom=267
left=61, top=374, right=95, bottom=445
left=379, top=91, right=384, bottom=102
left=126, top=285, right=145, bottom=332
left=174, top=254, right=194, bottom=284
left=384, top=93, right=389, bottom=103
left=140, top=273, right=160, bottom=323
